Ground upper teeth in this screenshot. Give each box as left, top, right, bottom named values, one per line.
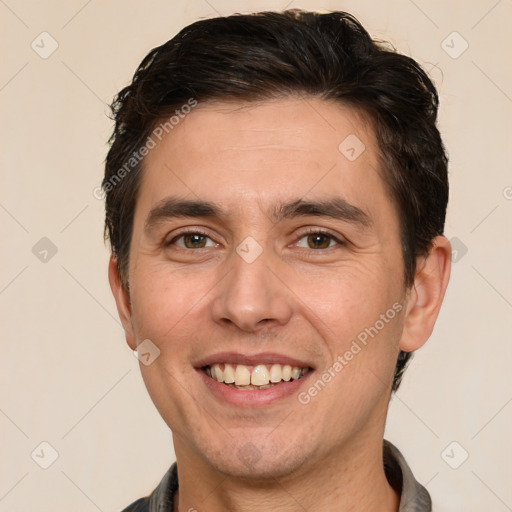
left=206, top=363, right=308, bottom=386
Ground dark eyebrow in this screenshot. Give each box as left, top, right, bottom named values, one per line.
left=144, top=196, right=372, bottom=235
left=269, top=198, right=372, bottom=228
left=144, top=198, right=223, bottom=234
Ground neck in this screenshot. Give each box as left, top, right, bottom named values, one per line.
left=173, top=435, right=400, bottom=512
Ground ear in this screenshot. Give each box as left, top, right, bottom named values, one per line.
left=108, top=255, right=137, bottom=351
left=399, top=236, right=452, bottom=352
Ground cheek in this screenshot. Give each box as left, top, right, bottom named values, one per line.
left=290, top=262, right=406, bottom=403
left=290, top=262, right=401, bottom=346
left=130, top=267, right=212, bottom=433
left=129, top=261, right=213, bottom=343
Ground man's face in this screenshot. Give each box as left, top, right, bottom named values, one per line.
left=114, top=97, right=413, bottom=478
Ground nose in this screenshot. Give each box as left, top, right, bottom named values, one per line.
left=210, top=244, right=293, bottom=333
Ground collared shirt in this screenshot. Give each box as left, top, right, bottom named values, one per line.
left=121, top=440, right=431, bottom=511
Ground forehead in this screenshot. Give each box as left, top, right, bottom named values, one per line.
left=135, top=96, right=393, bottom=227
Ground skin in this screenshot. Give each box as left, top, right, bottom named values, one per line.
left=109, top=96, right=451, bottom=512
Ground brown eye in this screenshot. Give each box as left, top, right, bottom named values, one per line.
left=296, top=231, right=340, bottom=250
left=307, top=233, right=332, bottom=249
left=182, top=234, right=207, bottom=248
left=168, top=231, right=216, bottom=249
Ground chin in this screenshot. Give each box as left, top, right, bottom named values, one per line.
left=199, top=435, right=314, bottom=481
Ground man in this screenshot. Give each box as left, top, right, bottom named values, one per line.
left=103, top=9, right=451, bottom=512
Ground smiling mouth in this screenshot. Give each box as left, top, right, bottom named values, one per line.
left=203, top=363, right=311, bottom=390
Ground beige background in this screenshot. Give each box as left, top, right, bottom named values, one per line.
left=1, top=0, right=511, bottom=510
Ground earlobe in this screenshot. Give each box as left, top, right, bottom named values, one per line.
left=108, top=255, right=137, bottom=351
left=399, top=236, right=452, bottom=352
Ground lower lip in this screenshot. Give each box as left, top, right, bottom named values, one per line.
left=197, top=368, right=313, bottom=408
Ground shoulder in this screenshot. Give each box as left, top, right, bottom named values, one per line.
left=119, top=462, right=178, bottom=512
left=120, top=497, right=150, bottom=512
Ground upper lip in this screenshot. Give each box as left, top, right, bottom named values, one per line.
left=194, top=352, right=314, bottom=369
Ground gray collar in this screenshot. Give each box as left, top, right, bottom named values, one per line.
left=147, top=440, right=432, bottom=511
left=384, top=440, right=432, bottom=511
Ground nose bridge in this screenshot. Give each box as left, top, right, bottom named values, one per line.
left=211, top=237, right=293, bottom=332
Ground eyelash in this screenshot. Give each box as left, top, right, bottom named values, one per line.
left=166, top=228, right=345, bottom=251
